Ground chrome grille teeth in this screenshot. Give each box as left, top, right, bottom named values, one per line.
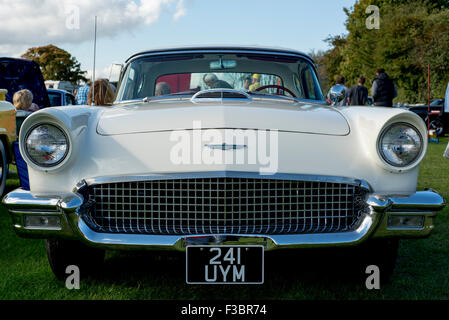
left=81, top=178, right=368, bottom=235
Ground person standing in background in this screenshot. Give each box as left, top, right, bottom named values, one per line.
left=87, top=79, right=115, bottom=106
left=75, top=81, right=91, bottom=105
left=445, top=81, right=449, bottom=117
left=444, top=81, right=449, bottom=158
left=348, top=76, right=369, bottom=106
left=371, top=68, right=397, bottom=107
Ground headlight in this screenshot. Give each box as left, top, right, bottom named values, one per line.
left=378, top=122, right=423, bottom=167
left=25, top=124, right=69, bottom=167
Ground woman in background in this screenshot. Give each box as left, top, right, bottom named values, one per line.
left=87, top=79, right=115, bottom=106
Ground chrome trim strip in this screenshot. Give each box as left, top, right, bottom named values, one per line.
left=113, top=90, right=326, bottom=106
left=125, top=48, right=314, bottom=65
left=83, top=171, right=369, bottom=189
left=205, top=143, right=247, bottom=150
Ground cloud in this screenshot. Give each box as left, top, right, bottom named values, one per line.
left=173, top=0, right=187, bottom=20
left=0, top=0, right=187, bottom=56
left=85, top=64, right=122, bottom=82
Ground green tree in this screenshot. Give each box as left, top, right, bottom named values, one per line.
left=322, top=0, right=449, bottom=103
left=22, top=44, right=88, bottom=84
left=308, top=49, right=330, bottom=92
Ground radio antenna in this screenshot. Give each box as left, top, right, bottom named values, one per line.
left=91, top=16, right=97, bottom=106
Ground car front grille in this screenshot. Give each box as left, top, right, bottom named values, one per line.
left=79, top=177, right=369, bottom=235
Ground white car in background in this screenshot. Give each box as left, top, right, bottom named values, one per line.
left=3, top=46, right=445, bottom=283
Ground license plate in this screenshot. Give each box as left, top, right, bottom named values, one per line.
left=186, top=245, right=264, bottom=284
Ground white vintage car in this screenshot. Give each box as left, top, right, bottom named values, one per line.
left=3, top=46, right=445, bottom=283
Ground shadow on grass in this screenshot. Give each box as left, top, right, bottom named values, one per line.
left=81, top=247, right=373, bottom=299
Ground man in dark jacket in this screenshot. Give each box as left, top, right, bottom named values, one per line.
left=371, top=68, right=397, bottom=107
left=348, top=76, right=369, bottom=106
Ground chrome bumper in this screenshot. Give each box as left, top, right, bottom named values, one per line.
left=2, top=188, right=445, bottom=251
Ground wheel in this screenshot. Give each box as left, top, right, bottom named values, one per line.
left=429, top=119, right=444, bottom=136
left=45, top=239, right=105, bottom=280
left=355, top=239, right=399, bottom=284
left=0, top=140, right=8, bottom=197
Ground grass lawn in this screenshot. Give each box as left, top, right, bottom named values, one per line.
left=0, top=138, right=448, bottom=300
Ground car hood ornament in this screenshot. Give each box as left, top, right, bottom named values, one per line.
left=205, top=143, right=247, bottom=150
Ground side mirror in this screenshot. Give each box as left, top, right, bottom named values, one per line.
left=328, top=84, right=346, bottom=104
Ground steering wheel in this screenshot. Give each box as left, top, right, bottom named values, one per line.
left=254, top=84, right=297, bottom=98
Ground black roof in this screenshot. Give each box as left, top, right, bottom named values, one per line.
left=126, top=45, right=314, bottom=64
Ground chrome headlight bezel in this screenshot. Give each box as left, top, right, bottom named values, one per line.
left=377, top=122, right=424, bottom=169
left=24, top=123, right=70, bottom=168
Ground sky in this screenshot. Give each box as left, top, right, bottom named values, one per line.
left=0, top=0, right=356, bottom=80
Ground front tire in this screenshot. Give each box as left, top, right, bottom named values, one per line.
left=45, top=239, right=105, bottom=280
left=0, top=140, right=8, bottom=197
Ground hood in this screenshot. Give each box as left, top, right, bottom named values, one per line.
left=96, top=99, right=350, bottom=136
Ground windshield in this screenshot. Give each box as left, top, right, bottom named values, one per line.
left=430, top=99, right=443, bottom=106
left=116, top=53, right=324, bottom=102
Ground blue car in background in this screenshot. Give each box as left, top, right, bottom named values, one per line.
left=0, top=58, right=50, bottom=109
left=0, top=57, right=51, bottom=190
left=47, top=88, right=76, bottom=107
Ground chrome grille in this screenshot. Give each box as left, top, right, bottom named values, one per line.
left=80, top=177, right=368, bottom=235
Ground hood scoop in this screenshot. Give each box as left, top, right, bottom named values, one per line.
left=191, top=89, right=251, bottom=103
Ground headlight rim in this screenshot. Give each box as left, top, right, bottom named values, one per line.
left=24, top=122, right=70, bottom=168
left=377, top=121, right=423, bottom=168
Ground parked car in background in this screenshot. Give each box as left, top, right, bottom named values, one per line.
left=408, top=99, right=447, bottom=136
left=0, top=91, right=16, bottom=196
left=0, top=57, right=50, bottom=191
left=45, top=80, right=77, bottom=95
left=47, top=89, right=76, bottom=107
left=2, top=46, right=445, bottom=283
left=0, top=58, right=50, bottom=109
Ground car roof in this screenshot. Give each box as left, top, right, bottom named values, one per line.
left=0, top=57, right=35, bottom=64
left=126, top=45, right=314, bottom=64
left=47, top=88, right=73, bottom=95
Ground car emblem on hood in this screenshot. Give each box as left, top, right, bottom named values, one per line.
left=205, top=143, right=247, bottom=150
